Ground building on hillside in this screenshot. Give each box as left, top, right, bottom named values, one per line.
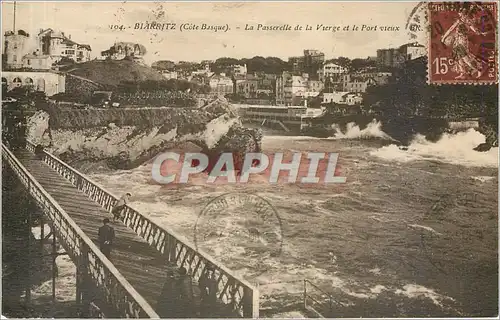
left=288, top=49, right=325, bottom=78
left=350, top=71, right=392, bottom=85
left=275, top=72, right=287, bottom=105
left=234, top=74, right=258, bottom=98
left=101, top=42, right=146, bottom=62
left=22, top=54, right=58, bottom=70
left=328, top=103, right=362, bottom=115
left=3, top=28, right=91, bottom=70
left=288, top=56, right=305, bottom=74
left=342, top=74, right=377, bottom=93
left=345, top=93, right=363, bottom=105
left=189, top=74, right=210, bottom=86
left=323, top=92, right=362, bottom=107
left=307, top=80, right=323, bottom=94
left=209, top=73, right=233, bottom=96
left=256, top=73, right=276, bottom=89
left=3, top=30, right=32, bottom=69
left=399, top=42, right=426, bottom=61
left=276, top=72, right=318, bottom=105
left=192, top=63, right=213, bottom=77
left=284, top=73, right=308, bottom=105
left=232, top=64, right=247, bottom=75
left=161, top=71, right=178, bottom=80
left=376, top=48, right=405, bottom=68
left=303, top=49, right=325, bottom=79
left=37, top=28, right=91, bottom=62
left=377, top=42, right=425, bottom=68
left=317, top=62, right=348, bottom=82
left=323, top=92, right=349, bottom=104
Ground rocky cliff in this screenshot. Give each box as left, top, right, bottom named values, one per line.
left=26, top=97, right=262, bottom=172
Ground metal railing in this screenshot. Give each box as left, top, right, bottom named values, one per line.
left=26, top=141, right=260, bottom=318
left=2, top=143, right=159, bottom=319
left=303, top=279, right=339, bottom=318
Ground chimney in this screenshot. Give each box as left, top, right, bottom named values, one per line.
left=69, top=34, right=71, bottom=40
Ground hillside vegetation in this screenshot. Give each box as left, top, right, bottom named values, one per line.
left=66, top=59, right=165, bottom=87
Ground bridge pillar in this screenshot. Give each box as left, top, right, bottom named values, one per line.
left=51, top=231, right=57, bottom=303
left=76, top=243, right=90, bottom=317
left=25, top=205, right=32, bottom=305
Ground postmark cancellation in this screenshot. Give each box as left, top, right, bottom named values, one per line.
left=194, top=193, right=283, bottom=258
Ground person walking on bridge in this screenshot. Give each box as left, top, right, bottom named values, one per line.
left=112, top=193, right=131, bottom=222
left=198, top=264, right=218, bottom=317
left=175, top=267, right=194, bottom=318
left=98, top=218, right=115, bottom=260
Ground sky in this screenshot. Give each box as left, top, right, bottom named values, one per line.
left=1, top=1, right=426, bottom=65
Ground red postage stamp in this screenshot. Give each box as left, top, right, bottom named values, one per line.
left=428, top=2, right=498, bottom=85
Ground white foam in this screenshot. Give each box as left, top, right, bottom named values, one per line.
left=395, top=284, right=455, bottom=308
left=471, top=176, right=495, bottom=183
left=408, top=224, right=442, bottom=235
left=330, top=120, right=394, bottom=140
left=370, top=129, right=499, bottom=168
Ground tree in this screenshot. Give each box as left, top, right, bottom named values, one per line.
left=326, top=57, right=351, bottom=68
left=152, top=60, right=175, bottom=71
left=350, top=58, right=376, bottom=72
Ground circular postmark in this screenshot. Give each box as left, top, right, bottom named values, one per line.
left=406, top=1, right=429, bottom=43
left=194, top=192, right=284, bottom=261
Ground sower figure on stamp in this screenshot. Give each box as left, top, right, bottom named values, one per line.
left=98, top=218, right=115, bottom=260
left=112, top=192, right=131, bottom=222
left=441, top=8, right=491, bottom=80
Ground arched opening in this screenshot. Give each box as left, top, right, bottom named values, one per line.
left=13, top=77, right=22, bottom=88
left=1, top=77, right=7, bottom=85
left=37, top=78, right=46, bottom=92
left=25, top=77, right=34, bottom=86
left=134, top=44, right=141, bottom=56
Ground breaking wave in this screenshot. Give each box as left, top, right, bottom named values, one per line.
left=370, top=129, right=499, bottom=168
left=330, top=120, right=395, bottom=141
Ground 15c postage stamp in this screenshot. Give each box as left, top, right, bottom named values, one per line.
left=428, top=2, right=498, bottom=85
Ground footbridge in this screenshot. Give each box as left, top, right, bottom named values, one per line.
left=1, top=141, right=259, bottom=318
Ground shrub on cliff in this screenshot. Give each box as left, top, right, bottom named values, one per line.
left=365, top=57, right=498, bottom=120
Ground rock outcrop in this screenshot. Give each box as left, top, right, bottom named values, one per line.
left=26, top=97, right=262, bottom=172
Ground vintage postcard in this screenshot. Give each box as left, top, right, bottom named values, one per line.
left=1, top=1, right=498, bottom=319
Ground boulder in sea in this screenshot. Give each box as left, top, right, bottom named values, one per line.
left=473, top=143, right=492, bottom=152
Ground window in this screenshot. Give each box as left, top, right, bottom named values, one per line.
left=13, top=55, right=17, bottom=62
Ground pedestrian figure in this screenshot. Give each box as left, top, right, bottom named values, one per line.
left=198, top=264, right=218, bottom=317
left=98, top=218, right=115, bottom=259
left=35, top=144, right=45, bottom=160
left=112, top=193, right=131, bottom=222
left=175, top=267, right=194, bottom=318
left=156, top=269, right=178, bottom=318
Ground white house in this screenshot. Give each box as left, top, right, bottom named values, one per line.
left=209, top=73, right=233, bottom=96
left=318, top=62, right=347, bottom=82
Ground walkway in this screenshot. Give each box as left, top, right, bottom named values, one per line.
left=14, top=149, right=166, bottom=312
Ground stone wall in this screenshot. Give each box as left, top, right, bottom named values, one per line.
left=65, top=74, right=102, bottom=102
